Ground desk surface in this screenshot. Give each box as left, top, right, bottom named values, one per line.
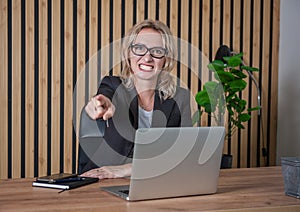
left=0, top=166, right=299, bottom=212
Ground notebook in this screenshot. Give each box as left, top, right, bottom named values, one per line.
left=32, top=174, right=99, bottom=190
left=101, top=126, right=225, bottom=201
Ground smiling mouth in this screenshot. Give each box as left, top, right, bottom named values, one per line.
left=139, top=64, right=154, bottom=71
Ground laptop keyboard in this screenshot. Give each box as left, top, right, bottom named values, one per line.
left=119, top=189, right=129, bottom=195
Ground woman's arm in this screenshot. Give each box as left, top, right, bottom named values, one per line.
left=85, top=94, right=115, bottom=120
left=85, top=76, right=122, bottom=120
left=80, top=163, right=132, bottom=179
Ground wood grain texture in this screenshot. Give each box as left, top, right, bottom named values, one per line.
left=0, top=167, right=299, bottom=211
left=51, top=0, right=61, bottom=174
left=38, top=0, right=49, bottom=177
left=0, top=0, right=8, bottom=179
left=64, top=0, right=74, bottom=174
left=74, top=0, right=87, bottom=174
left=269, top=0, right=280, bottom=166
left=25, top=0, right=35, bottom=178
left=12, top=0, right=22, bottom=178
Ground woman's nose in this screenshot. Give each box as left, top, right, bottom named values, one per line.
left=143, top=52, right=153, bottom=62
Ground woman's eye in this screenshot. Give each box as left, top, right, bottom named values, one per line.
left=154, top=49, right=163, bottom=54
left=135, top=46, right=145, bottom=52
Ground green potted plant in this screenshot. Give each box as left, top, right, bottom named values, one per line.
left=194, top=49, right=260, bottom=168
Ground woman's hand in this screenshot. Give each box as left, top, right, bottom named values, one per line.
left=80, top=164, right=132, bottom=180
left=85, top=94, right=115, bottom=120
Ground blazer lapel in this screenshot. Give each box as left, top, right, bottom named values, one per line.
left=128, top=88, right=139, bottom=129
left=127, top=89, right=176, bottom=128
left=152, top=92, right=175, bottom=127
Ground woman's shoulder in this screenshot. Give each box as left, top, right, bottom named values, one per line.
left=175, top=86, right=190, bottom=96
left=101, top=75, right=122, bottom=84
left=97, top=76, right=123, bottom=96
left=172, top=86, right=191, bottom=103
left=100, top=75, right=123, bottom=88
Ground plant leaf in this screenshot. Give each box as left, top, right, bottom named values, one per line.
left=241, top=65, right=259, bottom=72
left=195, top=90, right=217, bottom=113
left=228, top=79, right=247, bottom=92
left=238, top=99, right=247, bottom=112
left=239, top=113, right=251, bottom=122
left=192, top=110, right=201, bottom=125
left=215, top=71, right=235, bottom=83
left=195, top=90, right=209, bottom=106
left=225, top=54, right=243, bottom=67
left=212, top=60, right=225, bottom=71
left=237, top=123, right=245, bottom=129
left=248, top=106, right=261, bottom=111
left=208, top=60, right=225, bottom=72
left=203, top=81, right=219, bottom=92
left=231, top=69, right=247, bottom=78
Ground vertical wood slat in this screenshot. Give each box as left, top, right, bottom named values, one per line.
left=169, top=0, right=178, bottom=79
left=38, top=0, right=48, bottom=177
left=136, top=0, right=144, bottom=22
left=158, top=0, right=167, bottom=23
left=0, top=0, right=8, bottom=179
left=125, top=0, right=134, bottom=34
left=113, top=0, right=122, bottom=76
left=212, top=0, right=220, bottom=55
left=0, top=0, right=280, bottom=178
left=241, top=0, right=251, bottom=168
left=269, top=0, right=280, bottom=166
left=261, top=0, right=271, bottom=166
left=219, top=0, right=233, bottom=157
left=248, top=1, right=261, bottom=165
left=64, top=0, right=74, bottom=173
left=89, top=0, right=98, bottom=96
left=190, top=0, right=200, bottom=116
left=180, top=0, right=189, bottom=89
left=231, top=0, right=241, bottom=168
left=148, top=0, right=156, bottom=20
left=251, top=0, right=262, bottom=167
left=211, top=0, right=220, bottom=128
left=75, top=0, right=86, bottom=173
left=200, top=0, right=210, bottom=127
left=25, top=0, right=35, bottom=177
left=222, top=0, right=231, bottom=47
left=12, top=0, right=22, bottom=178
left=100, top=0, right=110, bottom=78
left=51, top=0, right=61, bottom=174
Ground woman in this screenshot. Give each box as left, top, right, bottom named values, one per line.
left=80, top=19, right=192, bottom=179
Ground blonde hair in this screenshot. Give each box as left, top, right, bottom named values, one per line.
left=120, top=19, right=176, bottom=100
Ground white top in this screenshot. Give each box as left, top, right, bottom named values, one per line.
left=138, top=106, right=153, bottom=128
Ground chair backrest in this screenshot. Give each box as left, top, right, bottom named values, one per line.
left=77, top=108, right=131, bottom=174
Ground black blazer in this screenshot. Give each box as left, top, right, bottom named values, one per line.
left=78, top=76, right=192, bottom=174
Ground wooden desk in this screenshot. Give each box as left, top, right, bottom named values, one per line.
left=0, top=166, right=299, bottom=211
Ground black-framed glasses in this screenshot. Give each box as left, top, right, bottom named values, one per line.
left=130, top=44, right=167, bottom=59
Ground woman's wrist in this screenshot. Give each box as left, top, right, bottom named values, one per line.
left=122, top=163, right=132, bottom=177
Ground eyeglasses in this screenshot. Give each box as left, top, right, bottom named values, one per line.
left=130, top=44, right=167, bottom=59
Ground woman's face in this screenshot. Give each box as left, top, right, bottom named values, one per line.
left=129, top=28, right=166, bottom=82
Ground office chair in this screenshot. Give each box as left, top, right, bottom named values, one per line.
left=77, top=108, right=131, bottom=174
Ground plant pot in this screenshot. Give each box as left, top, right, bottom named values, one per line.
left=281, top=157, right=300, bottom=198
left=221, top=154, right=232, bottom=169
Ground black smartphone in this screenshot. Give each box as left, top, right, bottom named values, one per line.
left=37, top=173, right=77, bottom=183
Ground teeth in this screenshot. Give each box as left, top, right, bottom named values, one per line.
left=140, top=64, right=153, bottom=71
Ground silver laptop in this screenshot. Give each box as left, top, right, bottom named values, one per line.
left=101, top=126, right=225, bottom=201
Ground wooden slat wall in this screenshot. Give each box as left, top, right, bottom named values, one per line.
left=0, top=0, right=280, bottom=179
